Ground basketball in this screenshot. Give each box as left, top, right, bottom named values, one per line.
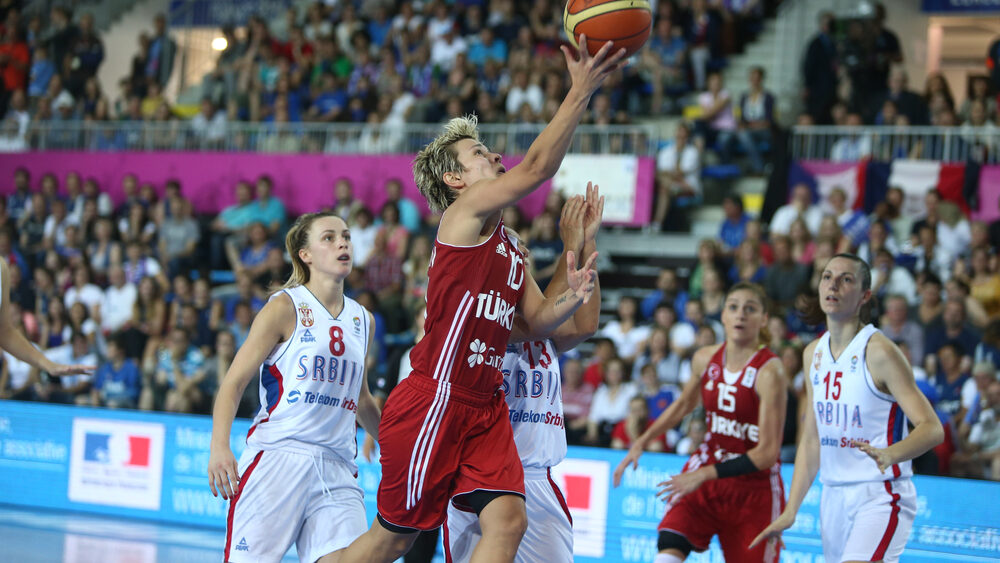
left=562, top=0, right=652, bottom=58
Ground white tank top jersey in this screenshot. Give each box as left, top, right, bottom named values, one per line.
left=500, top=339, right=567, bottom=469
left=246, top=285, right=370, bottom=472
left=810, top=324, right=912, bottom=485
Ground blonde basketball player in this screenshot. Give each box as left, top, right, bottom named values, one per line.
left=208, top=212, right=381, bottom=563
left=751, top=254, right=944, bottom=563
left=446, top=185, right=604, bottom=563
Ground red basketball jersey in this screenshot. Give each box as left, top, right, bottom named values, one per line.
left=684, top=344, right=780, bottom=482
left=408, top=220, right=526, bottom=395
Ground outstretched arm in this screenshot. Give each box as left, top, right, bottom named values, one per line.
left=750, top=340, right=822, bottom=549
left=208, top=296, right=292, bottom=500
left=517, top=249, right=597, bottom=340
left=446, top=38, right=627, bottom=221
left=613, top=345, right=717, bottom=487
left=513, top=185, right=605, bottom=351
left=0, top=261, right=94, bottom=376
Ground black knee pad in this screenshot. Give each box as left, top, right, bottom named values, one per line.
left=657, top=530, right=694, bottom=557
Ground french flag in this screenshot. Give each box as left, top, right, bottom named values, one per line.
left=787, top=160, right=971, bottom=217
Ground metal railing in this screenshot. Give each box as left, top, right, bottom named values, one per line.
left=3, top=121, right=662, bottom=156
left=790, top=125, right=1000, bottom=163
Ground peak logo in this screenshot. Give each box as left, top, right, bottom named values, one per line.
left=300, top=329, right=316, bottom=343
left=287, top=390, right=302, bottom=404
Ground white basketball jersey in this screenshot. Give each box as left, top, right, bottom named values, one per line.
left=246, top=286, right=370, bottom=472
left=810, top=324, right=911, bottom=485
left=500, top=339, right=567, bottom=469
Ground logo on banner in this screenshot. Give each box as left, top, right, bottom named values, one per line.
left=550, top=459, right=609, bottom=558
left=299, top=303, right=314, bottom=327
left=68, top=418, right=165, bottom=511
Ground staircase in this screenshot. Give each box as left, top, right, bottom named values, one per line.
left=95, top=0, right=171, bottom=101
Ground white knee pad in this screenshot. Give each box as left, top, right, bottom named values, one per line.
left=655, top=552, right=685, bottom=563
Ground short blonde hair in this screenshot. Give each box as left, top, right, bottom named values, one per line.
left=413, top=115, right=480, bottom=213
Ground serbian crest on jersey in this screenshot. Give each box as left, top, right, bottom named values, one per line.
left=298, top=302, right=314, bottom=327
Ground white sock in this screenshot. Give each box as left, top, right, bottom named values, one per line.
left=654, top=553, right=685, bottom=563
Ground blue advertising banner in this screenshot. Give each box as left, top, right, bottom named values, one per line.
left=1, top=401, right=998, bottom=561
left=922, top=0, right=1000, bottom=12
left=168, top=0, right=292, bottom=27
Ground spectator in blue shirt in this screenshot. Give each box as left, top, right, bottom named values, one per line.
left=154, top=326, right=207, bottom=414
left=250, top=174, right=287, bottom=237
left=638, top=363, right=677, bottom=422
left=91, top=336, right=141, bottom=409
left=306, top=73, right=348, bottom=122
left=641, top=267, right=689, bottom=320
left=641, top=18, right=688, bottom=114
left=384, top=178, right=422, bottom=233
left=924, top=298, right=981, bottom=367
left=718, top=195, right=749, bottom=253
left=28, top=44, right=56, bottom=99
left=227, top=222, right=274, bottom=278
left=466, top=28, right=507, bottom=68
left=934, top=342, right=971, bottom=425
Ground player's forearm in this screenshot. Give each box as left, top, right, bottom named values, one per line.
left=525, top=289, right=584, bottom=337
left=885, top=418, right=944, bottom=466
left=357, top=391, right=381, bottom=440
left=0, top=327, right=51, bottom=372
left=519, top=89, right=589, bottom=180
left=210, top=379, right=243, bottom=448
left=571, top=241, right=600, bottom=335
left=784, top=433, right=820, bottom=514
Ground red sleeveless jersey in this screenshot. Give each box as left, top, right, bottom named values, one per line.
left=684, top=344, right=780, bottom=482
left=408, top=220, right=526, bottom=395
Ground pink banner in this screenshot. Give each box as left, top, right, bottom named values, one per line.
left=0, top=152, right=654, bottom=225
left=972, top=165, right=1000, bottom=223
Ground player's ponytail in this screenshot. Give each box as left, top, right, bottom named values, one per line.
left=281, top=211, right=340, bottom=291
left=726, top=282, right=771, bottom=345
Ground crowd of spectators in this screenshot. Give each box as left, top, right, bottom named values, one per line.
left=4, top=162, right=1000, bottom=482
left=0, top=0, right=782, bottom=153
left=797, top=5, right=1000, bottom=162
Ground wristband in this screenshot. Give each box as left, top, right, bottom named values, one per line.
left=714, top=454, right=759, bottom=479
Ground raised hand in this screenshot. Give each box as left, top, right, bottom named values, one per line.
left=565, top=249, right=598, bottom=303
left=560, top=34, right=628, bottom=97
left=559, top=195, right=586, bottom=254
left=582, top=182, right=604, bottom=243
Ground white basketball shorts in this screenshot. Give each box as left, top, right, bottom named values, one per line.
left=225, top=445, right=366, bottom=563
left=820, top=478, right=916, bottom=563
left=444, top=467, right=573, bottom=563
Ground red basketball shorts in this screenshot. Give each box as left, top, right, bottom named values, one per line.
left=376, top=375, right=524, bottom=531
left=658, top=469, right=785, bottom=563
